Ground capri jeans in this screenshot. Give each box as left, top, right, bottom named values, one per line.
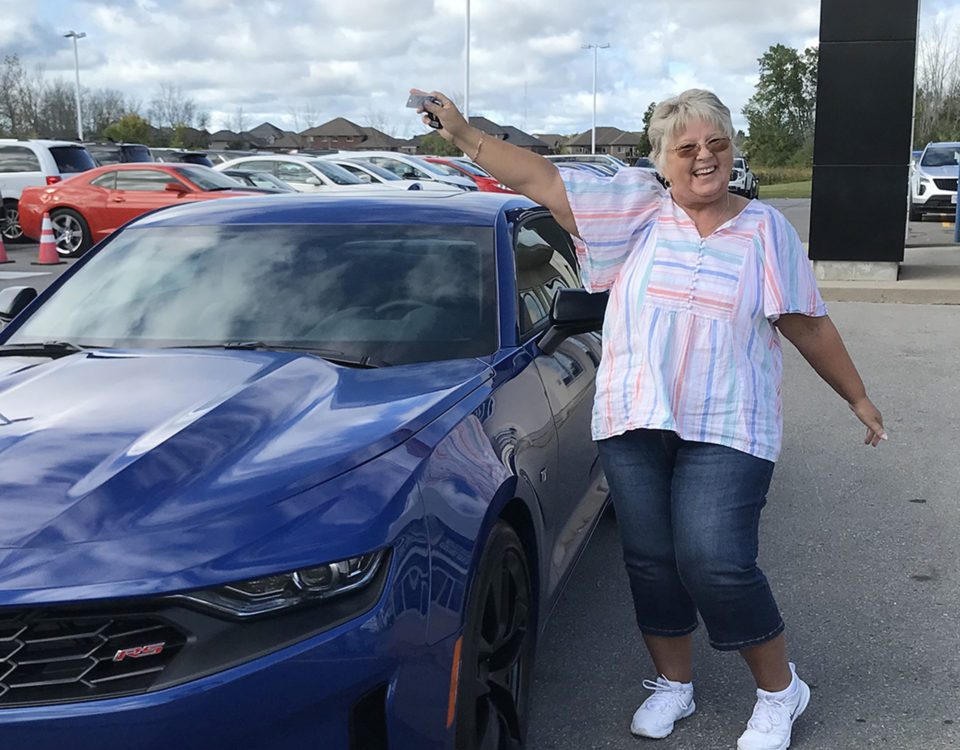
left=597, top=428, right=784, bottom=651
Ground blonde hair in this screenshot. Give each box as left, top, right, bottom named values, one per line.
left=648, top=89, right=735, bottom=173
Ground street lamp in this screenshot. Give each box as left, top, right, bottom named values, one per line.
left=464, top=0, right=470, bottom=123
left=581, top=42, right=610, bottom=155
left=64, top=30, right=86, bottom=142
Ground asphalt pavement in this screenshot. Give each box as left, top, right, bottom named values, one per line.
left=527, top=301, right=960, bottom=749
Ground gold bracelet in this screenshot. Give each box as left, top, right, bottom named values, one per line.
left=472, top=132, right=484, bottom=161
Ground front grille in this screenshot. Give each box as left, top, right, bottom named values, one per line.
left=934, top=178, right=958, bottom=191
left=0, top=609, right=187, bottom=707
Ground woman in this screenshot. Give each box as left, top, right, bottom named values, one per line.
left=413, top=87, right=886, bottom=750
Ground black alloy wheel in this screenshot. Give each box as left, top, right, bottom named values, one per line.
left=456, top=521, right=535, bottom=750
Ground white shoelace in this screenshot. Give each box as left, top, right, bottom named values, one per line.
left=641, top=677, right=692, bottom=713
left=747, top=694, right=790, bottom=732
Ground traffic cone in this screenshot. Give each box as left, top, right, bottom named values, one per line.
left=0, top=233, right=12, bottom=264
left=32, top=213, right=65, bottom=266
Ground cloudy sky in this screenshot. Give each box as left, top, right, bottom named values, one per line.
left=2, top=0, right=959, bottom=138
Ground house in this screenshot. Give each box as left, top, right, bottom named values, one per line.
left=534, top=133, right=569, bottom=153
left=562, top=127, right=644, bottom=158
left=208, top=129, right=266, bottom=151
left=247, top=121, right=287, bottom=145
left=468, top=117, right=551, bottom=154
left=298, top=118, right=406, bottom=152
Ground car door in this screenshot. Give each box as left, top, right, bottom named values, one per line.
left=107, top=169, right=192, bottom=231
left=81, top=170, right=116, bottom=242
left=514, top=213, right=605, bottom=594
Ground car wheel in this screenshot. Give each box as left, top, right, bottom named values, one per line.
left=50, top=208, right=92, bottom=258
left=909, top=203, right=923, bottom=222
left=455, top=521, right=535, bottom=750
left=2, top=201, right=25, bottom=243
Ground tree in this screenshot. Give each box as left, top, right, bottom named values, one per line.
left=229, top=105, right=246, bottom=134
left=742, top=44, right=818, bottom=165
left=636, top=101, right=656, bottom=156
left=149, top=82, right=199, bottom=130
left=416, top=131, right=462, bottom=156
left=914, top=21, right=960, bottom=147
left=85, top=88, right=128, bottom=139
left=103, top=113, right=151, bottom=144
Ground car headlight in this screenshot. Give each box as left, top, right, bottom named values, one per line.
left=178, top=550, right=387, bottom=618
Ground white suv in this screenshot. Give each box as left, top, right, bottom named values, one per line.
left=909, top=142, right=960, bottom=221
left=729, top=156, right=758, bottom=199
left=0, top=139, right=97, bottom=241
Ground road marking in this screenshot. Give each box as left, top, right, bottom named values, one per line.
left=0, top=271, right=50, bottom=280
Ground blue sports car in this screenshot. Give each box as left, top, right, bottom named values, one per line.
left=0, top=192, right=608, bottom=749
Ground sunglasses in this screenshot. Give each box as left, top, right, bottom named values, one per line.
left=669, top=136, right=732, bottom=159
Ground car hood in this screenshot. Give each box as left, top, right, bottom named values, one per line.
left=917, top=164, right=960, bottom=179
left=0, top=350, right=490, bottom=599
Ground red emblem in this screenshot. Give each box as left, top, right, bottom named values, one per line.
left=112, top=642, right=166, bottom=662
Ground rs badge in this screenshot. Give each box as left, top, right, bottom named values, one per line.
left=112, top=642, right=166, bottom=662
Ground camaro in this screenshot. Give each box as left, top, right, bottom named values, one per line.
left=0, top=192, right=609, bottom=749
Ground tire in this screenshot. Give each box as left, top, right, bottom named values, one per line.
left=49, top=208, right=92, bottom=258
left=909, top=203, right=923, bottom=222
left=2, top=200, right=25, bottom=244
left=455, top=521, right=535, bottom=750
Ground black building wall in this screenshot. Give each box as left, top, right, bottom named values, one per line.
left=809, top=0, right=919, bottom=263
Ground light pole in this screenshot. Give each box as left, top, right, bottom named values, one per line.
left=581, top=42, right=610, bottom=154
left=464, top=0, right=470, bottom=124
left=64, top=30, right=86, bottom=142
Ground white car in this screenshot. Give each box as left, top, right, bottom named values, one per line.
left=909, top=142, right=960, bottom=221
left=214, top=154, right=403, bottom=193
left=728, top=156, right=759, bottom=199
left=545, top=154, right=629, bottom=171
left=320, top=157, right=456, bottom=192
left=0, top=139, right=97, bottom=241
left=338, top=151, right=477, bottom=191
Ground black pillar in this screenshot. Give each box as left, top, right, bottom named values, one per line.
left=809, top=0, right=919, bottom=263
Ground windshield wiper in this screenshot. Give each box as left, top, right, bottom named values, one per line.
left=0, top=341, right=90, bottom=359
left=167, top=342, right=386, bottom=368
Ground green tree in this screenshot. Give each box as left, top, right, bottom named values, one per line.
left=742, top=44, right=818, bottom=165
left=636, top=101, right=656, bottom=156
left=416, top=131, right=462, bottom=156
left=103, top=113, right=151, bottom=144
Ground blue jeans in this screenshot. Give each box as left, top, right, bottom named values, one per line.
left=597, top=429, right=783, bottom=651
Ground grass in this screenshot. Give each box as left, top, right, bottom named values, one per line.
left=759, top=180, right=812, bottom=199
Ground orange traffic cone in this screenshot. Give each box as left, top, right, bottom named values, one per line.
left=0, top=232, right=12, bottom=264
left=32, top=213, right=65, bottom=266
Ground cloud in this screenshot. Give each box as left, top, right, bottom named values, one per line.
left=2, top=0, right=945, bottom=138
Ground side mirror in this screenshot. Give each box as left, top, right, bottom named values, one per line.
left=538, top=288, right=607, bottom=355
left=402, top=170, right=419, bottom=180
left=164, top=182, right=188, bottom=194
left=304, top=175, right=322, bottom=186
left=0, top=286, right=38, bottom=323
left=356, top=173, right=372, bottom=183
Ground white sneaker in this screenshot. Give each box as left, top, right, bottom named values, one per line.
left=630, top=675, right=696, bottom=739
left=737, top=663, right=811, bottom=750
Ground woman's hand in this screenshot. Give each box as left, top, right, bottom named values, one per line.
left=849, top=396, right=887, bottom=447
left=409, top=89, right=469, bottom=142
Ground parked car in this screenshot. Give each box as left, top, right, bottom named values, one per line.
left=0, top=190, right=608, bottom=750
left=83, top=142, right=154, bottom=166
left=909, top=141, right=960, bottom=220
left=424, top=156, right=514, bottom=192
left=18, top=163, right=258, bottom=257
left=545, top=154, right=629, bottom=171
left=729, top=156, right=759, bottom=199
left=215, top=154, right=403, bottom=193
left=631, top=156, right=669, bottom=188
left=552, top=161, right=619, bottom=177
left=0, top=139, right=97, bottom=242
left=151, top=149, right=215, bottom=167
left=321, top=157, right=456, bottom=192
left=344, top=151, right=478, bottom=191
left=220, top=168, right=299, bottom=192
left=204, top=149, right=258, bottom=165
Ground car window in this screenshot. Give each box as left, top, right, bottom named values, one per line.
left=344, top=160, right=400, bottom=181
left=238, top=160, right=275, bottom=174
left=277, top=161, right=315, bottom=183
left=449, top=160, right=491, bottom=177
left=634, top=157, right=655, bottom=169
left=0, top=146, right=41, bottom=172
left=515, top=216, right=581, bottom=336
left=50, top=146, right=97, bottom=173
left=920, top=147, right=960, bottom=168
left=116, top=169, right=185, bottom=191
left=171, top=165, right=245, bottom=190
left=8, top=224, right=498, bottom=366
left=367, top=157, right=431, bottom=180
left=246, top=172, right=281, bottom=189
left=90, top=171, right=118, bottom=190
left=121, top=145, right=154, bottom=163
left=307, top=160, right=362, bottom=185
left=426, top=161, right=463, bottom=176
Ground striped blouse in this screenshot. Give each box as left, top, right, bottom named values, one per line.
left=561, top=167, right=826, bottom=462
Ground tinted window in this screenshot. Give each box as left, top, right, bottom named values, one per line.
left=9, top=224, right=498, bottom=365
left=87, top=146, right=122, bottom=166
left=0, top=146, right=41, bottom=172
left=90, top=172, right=118, bottom=189
left=50, top=146, right=96, bottom=173
left=515, top=217, right=580, bottom=335
left=238, top=160, right=276, bottom=174
left=307, top=160, right=362, bottom=185
left=172, top=165, right=245, bottom=190
left=276, top=161, right=315, bottom=183
left=121, top=145, right=154, bottom=163
left=116, top=169, right=183, bottom=191
left=634, top=157, right=655, bottom=169
left=367, top=157, right=431, bottom=180
left=343, top=160, right=399, bottom=181
left=426, top=161, right=463, bottom=176
left=449, top=160, right=491, bottom=177
left=921, top=147, right=960, bottom=168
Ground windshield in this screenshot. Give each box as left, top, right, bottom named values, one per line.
left=342, top=160, right=400, bottom=181
left=122, top=145, right=154, bottom=162
left=7, top=224, right=498, bottom=365
left=307, top=160, right=362, bottom=185
left=733, top=158, right=745, bottom=169
left=921, top=147, right=960, bottom=168
left=172, top=165, right=248, bottom=190
left=426, top=161, right=464, bottom=176
left=410, top=157, right=454, bottom=176
left=446, top=160, right=490, bottom=177
left=634, top=157, right=654, bottom=169
left=50, top=146, right=97, bottom=173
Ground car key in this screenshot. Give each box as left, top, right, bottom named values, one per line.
left=406, top=94, right=443, bottom=129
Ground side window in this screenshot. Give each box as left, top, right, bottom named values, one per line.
left=116, top=170, right=184, bottom=191
left=0, top=146, right=41, bottom=172
left=277, top=162, right=314, bottom=182
left=240, top=160, right=275, bottom=174
left=515, top=216, right=581, bottom=336
left=369, top=158, right=406, bottom=177
left=90, top=171, right=118, bottom=190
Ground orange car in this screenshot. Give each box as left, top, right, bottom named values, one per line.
left=19, top=163, right=258, bottom=257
